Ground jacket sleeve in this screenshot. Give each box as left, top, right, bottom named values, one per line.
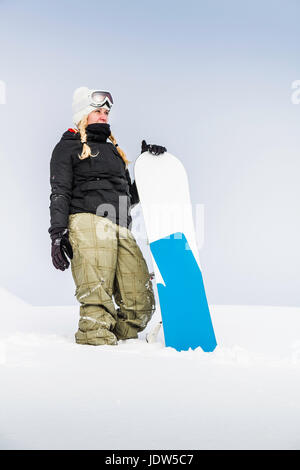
left=48, top=142, right=73, bottom=237
left=125, top=168, right=140, bottom=208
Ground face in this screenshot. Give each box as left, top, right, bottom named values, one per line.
left=87, top=107, right=110, bottom=124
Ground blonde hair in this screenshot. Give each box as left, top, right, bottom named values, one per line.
left=77, top=115, right=130, bottom=168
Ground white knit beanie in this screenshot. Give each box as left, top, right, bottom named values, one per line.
left=72, top=86, right=111, bottom=127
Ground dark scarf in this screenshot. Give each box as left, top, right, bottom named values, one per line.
left=85, top=123, right=111, bottom=143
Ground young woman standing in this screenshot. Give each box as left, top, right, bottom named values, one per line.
left=48, top=87, right=167, bottom=346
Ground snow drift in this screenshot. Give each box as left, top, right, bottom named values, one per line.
left=1, top=286, right=300, bottom=450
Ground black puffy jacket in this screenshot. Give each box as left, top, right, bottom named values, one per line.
left=48, top=123, right=139, bottom=237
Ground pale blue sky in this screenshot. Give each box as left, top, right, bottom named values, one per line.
left=0, top=0, right=300, bottom=306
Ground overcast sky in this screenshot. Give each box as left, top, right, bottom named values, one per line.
left=0, top=0, right=300, bottom=307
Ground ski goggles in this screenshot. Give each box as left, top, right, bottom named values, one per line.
left=89, top=90, right=114, bottom=109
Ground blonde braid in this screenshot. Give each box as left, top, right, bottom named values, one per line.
left=77, top=115, right=99, bottom=159
left=108, top=133, right=131, bottom=168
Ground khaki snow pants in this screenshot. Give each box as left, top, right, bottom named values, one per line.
left=68, top=212, right=155, bottom=345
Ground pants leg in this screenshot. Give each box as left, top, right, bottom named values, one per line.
left=112, top=224, right=156, bottom=340
left=68, top=213, right=119, bottom=345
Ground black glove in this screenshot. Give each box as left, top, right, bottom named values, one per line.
left=141, top=140, right=167, bottom=156
left=51, top=228, right=73, bottom=271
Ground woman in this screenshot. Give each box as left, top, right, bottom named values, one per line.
left=48, top=87, right=167, bottom=346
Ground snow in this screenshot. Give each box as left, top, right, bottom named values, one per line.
left=1, top=287, right=300, bottom=450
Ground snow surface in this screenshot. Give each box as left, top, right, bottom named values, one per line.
left=1, top=286, right=300, bottom=450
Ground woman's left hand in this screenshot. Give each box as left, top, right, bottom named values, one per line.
left=141, top=140, right=167, bottom=156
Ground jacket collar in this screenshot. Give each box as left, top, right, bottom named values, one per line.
left=62, top=123, right=111, bottom=143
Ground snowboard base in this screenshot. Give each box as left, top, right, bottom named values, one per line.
left=150, top=232, right=217, bottom=352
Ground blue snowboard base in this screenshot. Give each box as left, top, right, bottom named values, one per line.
left=150, top=232, right=217, bottom=352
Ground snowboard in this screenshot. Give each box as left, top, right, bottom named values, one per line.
left=134, top=151, right=217, bottom=352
